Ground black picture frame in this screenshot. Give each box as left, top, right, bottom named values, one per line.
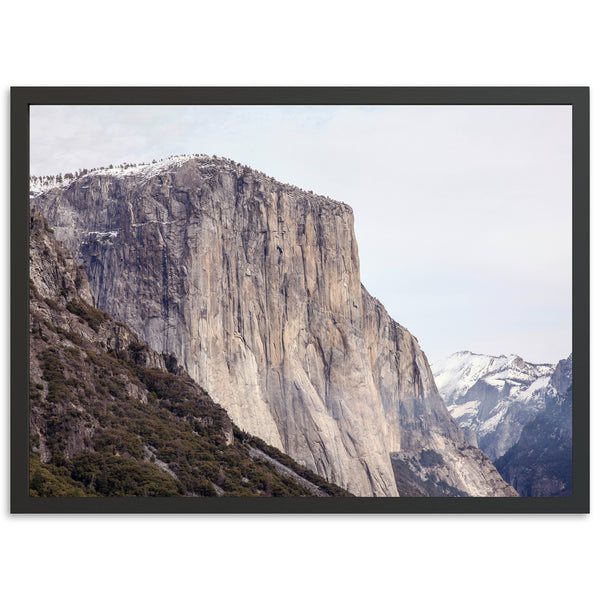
left=11, top=86, right=590, bottom=513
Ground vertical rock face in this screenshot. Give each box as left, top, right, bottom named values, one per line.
left=28, top=208, right=352, bottom=498
left=32, top=156, right=516, bottom=497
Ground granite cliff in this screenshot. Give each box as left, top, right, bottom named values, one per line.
left=29, top=207, right=350, bottom=497
left=31, top=155, right=517, bottom=497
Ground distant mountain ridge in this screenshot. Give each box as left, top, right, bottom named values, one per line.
left=494, top=355, right=572, bottom=496
left=433, top=351, right=555, bottom=461
left=433, top=350, right=572, bottom=497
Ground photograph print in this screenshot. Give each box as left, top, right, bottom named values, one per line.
left=13, top=88, right=589, bottom=512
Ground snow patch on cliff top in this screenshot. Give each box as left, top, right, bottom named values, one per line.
left=29, top=154, right=211, bottom=197
left=30, top=153, right=349, bottom=211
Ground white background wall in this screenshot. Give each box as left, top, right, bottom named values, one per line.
left=1, top=2, right=597, bottom=599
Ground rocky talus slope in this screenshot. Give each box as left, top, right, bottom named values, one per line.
left=29, top=208, right=350, bottom=497
left=32, top=155, right=517, bottom=497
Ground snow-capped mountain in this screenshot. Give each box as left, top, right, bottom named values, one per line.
left=432, top=351, right=555, bottom=461
left=495, top=354, right=572, bottom=496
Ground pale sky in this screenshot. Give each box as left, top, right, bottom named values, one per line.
left=30, top=105, right=572, bottom=365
